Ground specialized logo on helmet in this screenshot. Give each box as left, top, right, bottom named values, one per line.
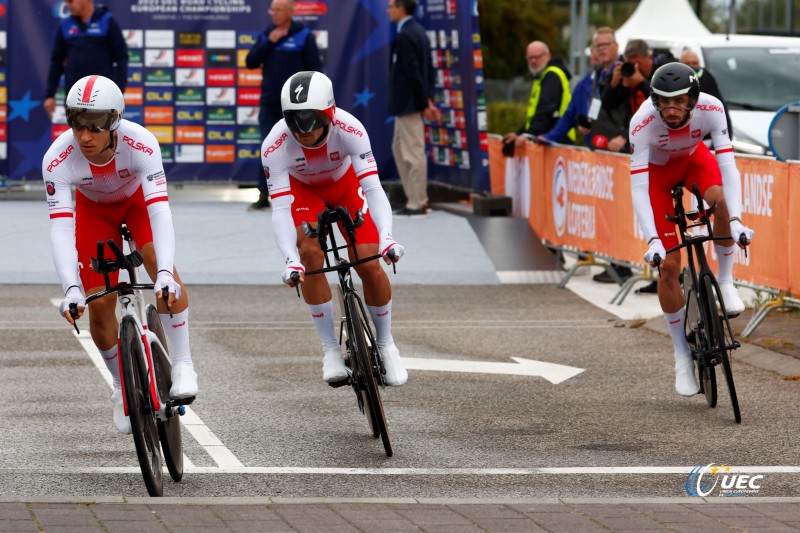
left=47, top=145, right=75, bottom=172
left=294, top=84, right=304, bottom=100
left=122, top=135, right=154, bottom=155
left=289, top=72, right=314, bottom=103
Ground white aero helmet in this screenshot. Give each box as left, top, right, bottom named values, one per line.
left=65, top=75, right=124, bottom=132
left=281, top=71, right=335, bottom=135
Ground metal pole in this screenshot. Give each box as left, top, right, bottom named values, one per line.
left=579, top=0, right=589, bottom=77
left=569, top=0, right=578, bottom=75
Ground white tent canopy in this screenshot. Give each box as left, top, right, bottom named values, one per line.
left=615, top=0, right=712, bottom=51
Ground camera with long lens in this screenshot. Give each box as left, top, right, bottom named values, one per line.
left=620, top=62, right=636, bottom=77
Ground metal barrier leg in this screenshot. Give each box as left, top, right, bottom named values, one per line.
left=741, top=292, right=800, bottom=338
left=557, top=252, right=612, bottom=289
left=611, top=266, right=657, bottom=305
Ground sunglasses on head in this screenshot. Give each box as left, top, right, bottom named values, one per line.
left=67, top=109, right=118, bottom=132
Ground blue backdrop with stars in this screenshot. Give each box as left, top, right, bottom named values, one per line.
left=8, top=0, right=487, bottom=190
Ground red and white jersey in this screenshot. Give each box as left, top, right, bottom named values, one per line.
left=261, top=107, right=395, bottom=268
left=43, top=119, right=168, bottom=213
left=42, top=119, right=175, bottom=293
left=261, top=107, right=378, bottom=196
left=629, top=93, right=742, bottom=240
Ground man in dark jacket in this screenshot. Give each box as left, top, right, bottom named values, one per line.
left=44, top=0, right=128, bottom=119
left=388, top=0, right=440, bottom=216
left=503, top=41, right=573, bottom=150
left=246, top=0, right=322, bottom=210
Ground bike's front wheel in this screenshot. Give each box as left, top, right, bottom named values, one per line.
left=684, top=273, right=716, bottom=406
left=120, top=316, right=164, bottom=496
left=704, top=276, right=741, bottom=423
left=346, top=293, right=393, bottom=457
left=146, top=305, right=184, bottom=482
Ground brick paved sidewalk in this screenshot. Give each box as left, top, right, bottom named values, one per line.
left=2, top=498, right=800, bottom=532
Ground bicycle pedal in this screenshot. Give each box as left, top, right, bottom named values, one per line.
left=168, top=396, right=195, bottom=406
left=327, top=377, right=350, bottom=388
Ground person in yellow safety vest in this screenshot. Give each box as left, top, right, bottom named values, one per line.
left=503, top=41, right=574, bottom=151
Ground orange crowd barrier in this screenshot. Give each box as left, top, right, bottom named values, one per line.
left=488, top=137, right=796, bottom=295
left=789, top=165, right=800, bottom=294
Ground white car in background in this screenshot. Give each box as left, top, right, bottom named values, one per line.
left=645, top=34, right=800, bottom=155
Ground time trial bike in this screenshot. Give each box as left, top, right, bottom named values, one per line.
left=290, top=206, right=396, bottom=456
left=655, top=183, right=748, bottom=423
left=68, top=224, right=193, bottom=495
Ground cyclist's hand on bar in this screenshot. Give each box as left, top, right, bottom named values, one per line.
left=380, top=235, right=404, bottom=264
left=282, top=262, right=305, bottom=287
left=60, top=286, right=86, bottom=323
left=644, top=238, right=666, bottom=267
left=155, top=270, right=181, bottom=308
left=730, top=220, right=754, bottom=248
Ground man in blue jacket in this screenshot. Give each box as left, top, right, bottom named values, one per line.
left=387, top=0, right=440, bottom=217
left=246, top=0, right=322, bottom=211
left=44, top=0, right=128, bottom=120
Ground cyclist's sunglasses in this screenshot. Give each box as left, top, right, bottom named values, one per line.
left=67, top=109, right=119, bottom=132
left=283, top=109, right=331, bottom=135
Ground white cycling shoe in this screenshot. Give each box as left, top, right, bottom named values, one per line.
left=675, top=356, right=700, bottom=397
left=378, top=343, right=408, bottom=386
left=323, top=348, right=349, bottom=383
left=111, top=387, right=132, bottom=435
left=718, top=281, right=745, bottom=317
left=170, top=363, right=198, bottom=399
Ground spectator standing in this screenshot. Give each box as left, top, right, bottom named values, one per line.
left=542, top=28, right=618, bottom=146
left=44, top=0, right=128, bottom=120
left=503, top=41, right=573, bottom=151
left=680, top=48, right=733, bottom=136
left=246, top=0, right=322, bottom=211
left=387, top=0, right=439, bottom=217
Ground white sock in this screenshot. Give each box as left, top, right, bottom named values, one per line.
left=715, top=243, right=736, bottom=282
left=160, top=308, right=193, bottom=367
left=308, top=301, right=339, bottom=351
left=664, top=310, right=691, bottom=359
left=100, top=345, right=121, bottom=388
left=367, top=300, right=393, bottom=347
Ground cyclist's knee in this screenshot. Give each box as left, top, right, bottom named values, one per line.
left=354, top=260, right=385, bottom=281
left=298, top=242, right=324, bottom=268
left=659, top=259, right=681, bottom=281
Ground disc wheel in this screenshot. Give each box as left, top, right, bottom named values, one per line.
left=120, top=316, right=164, bottom=496
left=346, top=293, right=393, bottom=457
left=146, top=306, right=184, bottom=482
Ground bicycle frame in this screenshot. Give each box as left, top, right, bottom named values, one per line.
left=83, top=233, right=177, bottom=423
left=665, top=184, right=741, bottom=361
left=301, top=206, right=387, bottom=383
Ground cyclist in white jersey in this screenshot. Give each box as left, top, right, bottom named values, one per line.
left=263, top=71, right=408, bottom=386
left=629, top=63, right=755, bottom=396
left=42, top=75, right=198, bottom=433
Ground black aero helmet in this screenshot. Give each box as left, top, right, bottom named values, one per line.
left=650, top=62, right=700, bottom=111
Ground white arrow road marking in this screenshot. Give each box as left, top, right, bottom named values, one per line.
left=402, top=357, right=584, bottom=384
left=51, top=298, right=243, bottom=468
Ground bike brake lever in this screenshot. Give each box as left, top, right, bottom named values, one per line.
left=161, top=288, right=173, bottom=318
left=290, top=271, right=301, bottom=298
left=653, top=253, right=662, bottom=278
left=739, top=233, right=749, bottom=258
left=68, top=303, right=81, bottom=335
left=386, top=249, right=397, bottom=274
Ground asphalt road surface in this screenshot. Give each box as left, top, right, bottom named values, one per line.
left=2, top=283, right=799, bottom=499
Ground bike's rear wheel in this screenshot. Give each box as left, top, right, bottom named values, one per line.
left=684, top=273, right=716, bottom=405
left=120, top=316, right=164, bottom=496
left=146, top=306, right=184, bottom=482
left=704, top=277, right=741, bottom=423
left=346, top=293, right=393, bottom=457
